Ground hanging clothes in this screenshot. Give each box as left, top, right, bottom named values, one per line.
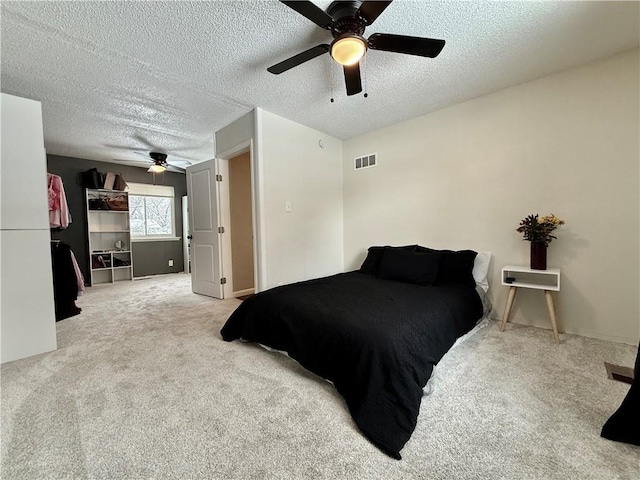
left=70, top=250, right=85, bottom=297
left=51, top=241, right=82, bottom=321
left=47, top=173, right=71, bottom=229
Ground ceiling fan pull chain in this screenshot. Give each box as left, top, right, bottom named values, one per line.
left=330, top=58, right=338, bottom=103
left=362, top=55, right=368, bottom=98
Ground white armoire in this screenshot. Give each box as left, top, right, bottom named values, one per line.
left=1, top=93, right=57, bottom=363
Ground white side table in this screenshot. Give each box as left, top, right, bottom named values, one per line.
left=500, top=265, right=562, bottom=344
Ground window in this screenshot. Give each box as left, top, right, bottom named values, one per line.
left=127, top=183, right=177, bottom=240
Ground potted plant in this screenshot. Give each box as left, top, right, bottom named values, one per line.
left=516, top=214, right=565, bottom=270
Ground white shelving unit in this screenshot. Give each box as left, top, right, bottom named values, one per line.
left=500, top=265, right=562, bottom=344
left=86, top=189, right=133, bottom=285
left=501, top=265, right=560, bottom=291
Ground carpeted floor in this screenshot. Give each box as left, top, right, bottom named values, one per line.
left=1, top=273, right=638, bottom=479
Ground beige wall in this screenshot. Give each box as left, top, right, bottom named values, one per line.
left=261, top=109, right=344, bottom=288
left=228, top=151, right=254, bottom=292
left=215, top=111, right=254, bottom=157
left=215, top=109, right=344, bottom=293
left=342, top=49, right=640, bottom=344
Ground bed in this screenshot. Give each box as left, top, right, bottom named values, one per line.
left=221, top=245, right=491, bottom=459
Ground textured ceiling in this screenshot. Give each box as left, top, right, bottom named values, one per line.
left=1, top=1, right=639, bottom=168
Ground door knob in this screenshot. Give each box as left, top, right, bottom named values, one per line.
left=187, top=235, right=193, bottom=240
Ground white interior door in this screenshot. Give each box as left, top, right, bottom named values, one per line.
left=182, top=196, right=190, bottom=274
left=186, top=159, right=223, bottom=298
left=217, top=158, right=233, bottom=299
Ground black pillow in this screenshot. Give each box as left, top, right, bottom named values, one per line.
left=415, top=245, right=437, bottom=254
left=416, top=246, right=477, bottom=286
left=377, top=248, right=440, bottom=285
left=438, top=250, right=477, bottom=286
left=360, top=245, right=417, bottom=275
left=601, top=343, right=640, bottom=446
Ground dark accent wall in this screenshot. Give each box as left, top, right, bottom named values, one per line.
left=47, top=155, right=187, bottom=283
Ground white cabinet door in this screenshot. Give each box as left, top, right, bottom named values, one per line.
left=1, top=229, right=57, bottom=363
left=186, top=159, right=224, bottom=298
left=0, top=93, right=49, bottom=230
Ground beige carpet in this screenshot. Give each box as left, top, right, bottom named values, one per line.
left=1, top=273, right=638, bottom=479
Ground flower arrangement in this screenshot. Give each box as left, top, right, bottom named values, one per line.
left=516, top=214, right=565, bottom=246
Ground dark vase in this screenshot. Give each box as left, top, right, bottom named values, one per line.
left=530, top=241, right=547, bottom=270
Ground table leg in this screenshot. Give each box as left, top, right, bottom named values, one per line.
left=544, top=290, right=560, bottom=344
left=500, top=286, right=518, bottom=332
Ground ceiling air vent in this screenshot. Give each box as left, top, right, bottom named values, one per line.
left=354, top=153, right=377, bottom=170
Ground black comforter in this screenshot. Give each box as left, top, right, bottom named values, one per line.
left=220, top=271, right=483, bottom=459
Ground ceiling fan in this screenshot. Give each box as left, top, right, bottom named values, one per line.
left=267, top=0, right=446, bottom=96
left=111, top=151, right=192, bottom=173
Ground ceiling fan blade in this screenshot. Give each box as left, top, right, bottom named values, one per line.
left=169, top=157, right=193, bottom=166
left=134, top=151, right=153, bottom=159
left=280, top=1, right=333, bottom=29
left=112, top=158, right=148, bottom=164
left=357, top=0, right=393, bottom=25
left=267, top=44, right=330, bottom=74
left=343, top=63, right=362, bottom=96
left=368, top=33, right=445, bottom=58
left=111, top=158, right=152, bottom=167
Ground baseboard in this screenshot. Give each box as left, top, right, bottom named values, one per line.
left=492, top=315, right=638, bottom=345
left=133, top=272, right=188, bottom=281
left=232, top=288, right=254, bottom=298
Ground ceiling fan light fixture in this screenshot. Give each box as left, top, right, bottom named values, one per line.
left=330, top=35, right=367, bottom=66
left=148, top=164, right=166, bottom=173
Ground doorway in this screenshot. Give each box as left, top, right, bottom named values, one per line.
left=182, top=195, right=190, bottom=274
left=220, top=149, right=255, bottom=298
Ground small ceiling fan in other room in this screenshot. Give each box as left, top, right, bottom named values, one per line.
left=111, top=152, right=192, bottom=173
left=267, top=0, right=446, bottom=96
